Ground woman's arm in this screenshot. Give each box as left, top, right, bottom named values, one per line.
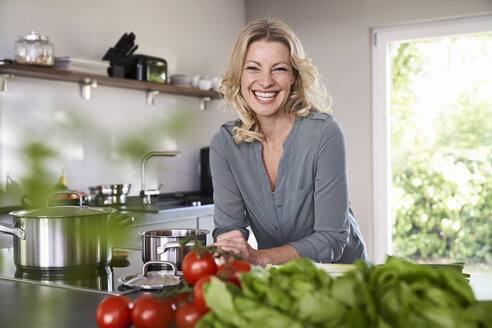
left=288, top=117, right=352, bottom=263
left=210, top=130, right=250, bottom=240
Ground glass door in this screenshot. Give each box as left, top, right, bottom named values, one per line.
left=390, top=32, right=492, bottom=273
left=372, top=15, right=492, bottom=267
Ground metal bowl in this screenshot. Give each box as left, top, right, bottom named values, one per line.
left=89, top=184, right=131, bottom=205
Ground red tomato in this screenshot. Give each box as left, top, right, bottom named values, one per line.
left=216, top=260, right=252, bottom=287
left=131, top=294, right=174, bottom=328
left=96, top=295, right=133, bottom=328
left=181, top=250, right=218, bottom=286
left=193, top=275, right=213, bottom=312
left=175, top=301, right=206, bottom=328
left=168, top=291, right=191, bottom=309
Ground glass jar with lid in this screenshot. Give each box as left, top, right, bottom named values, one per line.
left=14, top=31, right=54, bottom=66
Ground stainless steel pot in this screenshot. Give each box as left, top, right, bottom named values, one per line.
left=0, top=192, right=132, bottom=271
left=89, top=184, right=131, bottom=205
left=139, top=229, right=209, bottom=269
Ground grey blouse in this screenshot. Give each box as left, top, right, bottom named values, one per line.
left=210, top=111, right=367, bottom=263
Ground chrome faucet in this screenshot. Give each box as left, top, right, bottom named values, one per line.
left=140, top=151, right=181, bottom=204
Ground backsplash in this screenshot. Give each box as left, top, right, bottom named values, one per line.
left=0, top=76, right=236, bottom=199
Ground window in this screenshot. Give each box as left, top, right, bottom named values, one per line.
left=372, top=15, right=492, bottom=265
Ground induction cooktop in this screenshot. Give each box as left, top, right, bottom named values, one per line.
left=0, top=247, right=172, bottom=295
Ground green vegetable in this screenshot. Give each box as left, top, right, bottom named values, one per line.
left=198, top=257, right=491, bottom=328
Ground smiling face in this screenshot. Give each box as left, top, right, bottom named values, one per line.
left=240, top=40, right=295, bottom=120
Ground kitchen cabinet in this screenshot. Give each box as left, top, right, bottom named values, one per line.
left=0, top=63, right=219, bottom=107
left=197, top=214, right=214, bottom=245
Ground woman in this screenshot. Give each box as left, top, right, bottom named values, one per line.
left=211, top=18, right=367, bottom=267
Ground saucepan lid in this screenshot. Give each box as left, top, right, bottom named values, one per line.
left=118, top=261, right=181, bottom=289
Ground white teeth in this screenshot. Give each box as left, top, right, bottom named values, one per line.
left=254, top=91, right=277, bottom=101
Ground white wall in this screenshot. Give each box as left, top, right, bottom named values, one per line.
left=0, top=0, right=242, bottom=197
left=245, top=0, right=492, bottom=260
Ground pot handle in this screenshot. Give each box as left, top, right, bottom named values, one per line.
left=0, top=222, right=26, bottom=240
left=20, top=195, right=35, bottom=208
left=47, top=190, right=83, bottom=207
left=157, top=240, right=196, bottom=255
left=111, top=214, right=134, bottom=226
left=142, top=261, right=178, bottom=276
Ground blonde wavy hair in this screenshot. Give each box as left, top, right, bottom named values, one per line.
left=219, top=18, right=332, bottom=144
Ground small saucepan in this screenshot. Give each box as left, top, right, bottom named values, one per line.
left=139, top=229, right=209, bottom=269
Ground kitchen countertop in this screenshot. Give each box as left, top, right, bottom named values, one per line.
left=0, top=248, right=154, bottom=328
left=0, top=266, right=491, bottom=328
left=0, top=278, right=115, bottom=328
left=0, top=276, right=163, bottom=328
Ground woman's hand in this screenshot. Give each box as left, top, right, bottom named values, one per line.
left=214, top=230, right=301, bottom=267
left=213, top=230, right=257, bottom=265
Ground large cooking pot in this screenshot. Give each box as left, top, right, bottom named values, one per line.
left=140, top=229, right=208, bottom=269
left=0, top=192, right=133, bottom=271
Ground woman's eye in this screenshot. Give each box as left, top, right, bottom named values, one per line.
left=245, top=66, right=259, bottom=71
left=274, top=67, right=288, bottom=72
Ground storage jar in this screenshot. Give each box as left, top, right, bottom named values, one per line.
left=14, top=31, right=54, bottom=66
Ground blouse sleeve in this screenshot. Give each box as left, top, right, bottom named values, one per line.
left=209, top=130, right=250, bottom=241
left=288, top=118, right=351, bottom=262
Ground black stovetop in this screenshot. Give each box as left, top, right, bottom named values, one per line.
left=0, top=247, right=168, bottom=295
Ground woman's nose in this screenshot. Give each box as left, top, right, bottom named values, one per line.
left=258, top=71, right=274, bottom=88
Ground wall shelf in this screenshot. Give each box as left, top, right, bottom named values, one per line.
left=0, top=63, right=219, bottom=108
